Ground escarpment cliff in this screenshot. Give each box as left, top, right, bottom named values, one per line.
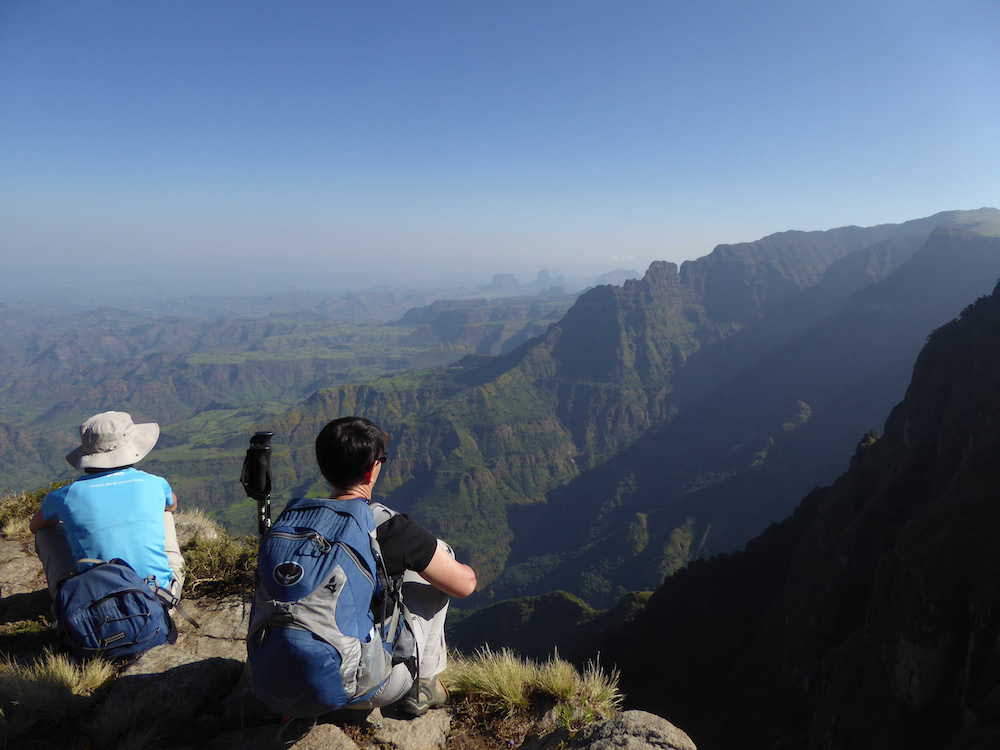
left=260, top=221, right=900, bottom=586
left=98, top=209, right=1000, bottom=601
left=611, top=279, right=1000, bottom=750
left=9, top=210, right=999, bottom=608
left=493, top=222, right=1000, bottom=606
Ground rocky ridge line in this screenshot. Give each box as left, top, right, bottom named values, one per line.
left=0, top=532, right=694, bottom=749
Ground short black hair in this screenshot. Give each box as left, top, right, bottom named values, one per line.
left=315, top=417, right=390, bottom=490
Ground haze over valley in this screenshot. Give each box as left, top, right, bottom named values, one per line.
left=3, top=2, right=1000, bottom=748
left=6, top=208, right=1000, bottom=604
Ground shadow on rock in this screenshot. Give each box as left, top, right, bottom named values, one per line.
left=0, top=588, right=50, bottom=624
left=88, top=656, right=244, bottom=748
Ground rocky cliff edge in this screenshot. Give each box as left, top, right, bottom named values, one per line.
left=0, top=522, right=694, bottom=750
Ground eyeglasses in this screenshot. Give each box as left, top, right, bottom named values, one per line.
left=375, top=454, right=389, bottom=464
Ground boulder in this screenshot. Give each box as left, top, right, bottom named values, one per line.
left=0, top=535, right=697, bottom=750
left=207, top=709, right=451, bottom=750
left=86, top=595, right=252, bottom=746
left=566, top=710, right=697, bottom=750
left=372, top=709, right=451, bottom=749
left=290, top=723, right=363, bottom=750
left=107, top=593, right=249, bottom=677
left=0, top=538, right=47, bottom=597
left=208, top=721, right=362, bottom=749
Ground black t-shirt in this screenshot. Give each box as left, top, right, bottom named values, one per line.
left=376, top=513, right=437, bottom=577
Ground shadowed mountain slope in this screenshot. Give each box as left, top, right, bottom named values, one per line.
left=610, top=279, right=1000, bottom=750
left=492, top=225, right=1000, bottom=606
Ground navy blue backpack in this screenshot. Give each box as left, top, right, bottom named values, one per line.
left=54, top=558, right=176, bottom=662
left=247, top=498, right=409, bottom=717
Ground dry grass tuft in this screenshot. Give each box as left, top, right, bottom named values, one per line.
left=443, top=647, right=623, bottom=735
left=532, top=649, right=578, bottom=702
left=444, top=647, right=535, bottom=713
left=0, top=649, right=115, bottom=722
left=0, top=482, right=71, bottom=540
left=550, top=656, right=623, bottom=731
left=181, top=532, right=257, bottom=595
left=174, top=507, right=222, bottom=547
left=1, top=513, right=33, bottom=541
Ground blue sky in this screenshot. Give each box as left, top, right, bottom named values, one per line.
left=2, top=0, right=998, bottom=295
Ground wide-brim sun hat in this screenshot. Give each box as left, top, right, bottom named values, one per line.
left=65, top=411, right=160, bottom=469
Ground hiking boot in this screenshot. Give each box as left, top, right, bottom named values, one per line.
left=396, top=677, right=449, bottom=717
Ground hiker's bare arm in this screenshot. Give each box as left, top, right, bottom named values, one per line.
left=419, top=545, right=477, bottom=598
left=165, top=492, right=177, bottom=512
left=29, top=511, right=58, bottom=534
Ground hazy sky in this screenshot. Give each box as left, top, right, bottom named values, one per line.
left=2, top=0, right=998, bottom=297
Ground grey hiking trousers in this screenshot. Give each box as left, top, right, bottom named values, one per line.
left=34, top=512, right=186, bottom=600
left=358, top=539, right=452, bottom=708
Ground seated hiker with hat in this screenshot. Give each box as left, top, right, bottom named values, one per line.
left=30, top=411, right=185, bottom=600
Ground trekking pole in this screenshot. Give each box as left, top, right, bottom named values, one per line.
left=240, top=431, right=274, bottom=536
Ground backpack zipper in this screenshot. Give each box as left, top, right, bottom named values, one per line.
left=269, top=530, right=332, bottom=553
left=269, top=530, right=374, bottom=585
left=337, top=542, right=375, bottom=586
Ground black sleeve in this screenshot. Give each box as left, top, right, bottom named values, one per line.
left=376, top=514, right=438, bottom=576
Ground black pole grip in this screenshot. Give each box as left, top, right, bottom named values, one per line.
left=240, top=431, right=274, bottom=536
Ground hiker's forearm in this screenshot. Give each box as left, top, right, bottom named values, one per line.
left=419, top=545, right=477, bottom=598
left=29, top=511, right=58, bottom=533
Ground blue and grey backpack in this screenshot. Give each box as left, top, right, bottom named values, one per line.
left=54, top=558, right=177, bottom=662
left=247, top=498, right=410, bottom=717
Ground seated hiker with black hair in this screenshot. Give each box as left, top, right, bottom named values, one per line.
left=30, top=411, right=185, bottom=599
left=247, top=416, right=477, bottom=719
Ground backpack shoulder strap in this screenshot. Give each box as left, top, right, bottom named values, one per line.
left=152, top=585, right=201, bottom=629
left=369, top=502, right=396, bottom=528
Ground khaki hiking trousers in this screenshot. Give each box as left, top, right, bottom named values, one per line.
left=353, top=539, right=453, bottom=709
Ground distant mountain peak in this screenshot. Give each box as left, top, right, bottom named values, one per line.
left=636, top=261, right=680, bottom=288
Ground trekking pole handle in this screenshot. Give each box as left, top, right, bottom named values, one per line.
left=240, top=431, right=274, bottom=536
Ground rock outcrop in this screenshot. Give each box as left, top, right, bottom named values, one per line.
left=206, top=709, right=451, bottom=750
left=0, top=533, right=694, bottom=749
left=567, top=711, right=696, bottom=750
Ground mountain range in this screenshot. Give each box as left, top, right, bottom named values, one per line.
left=4, top=208, right=999, bottom=612
left=0, top=290, right=576, bottom=494
left=608, top=274, right=1000, bottom=750
left=255, top=208, right=1000, bottom=600
left=5, top=209, right=1000, bottom=749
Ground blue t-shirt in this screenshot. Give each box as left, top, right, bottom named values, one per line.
left=42, top=468, right=175, bottom=587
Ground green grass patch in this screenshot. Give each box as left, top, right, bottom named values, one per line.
left=181, top=532, right=257, bottom=596
left=0, top=617, right=58, bottom=662
left=0, top=482, right=70, bottom=539
left=187, top=350, right=355, bottom=365
left=0, top=619, right=50, bottom=638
